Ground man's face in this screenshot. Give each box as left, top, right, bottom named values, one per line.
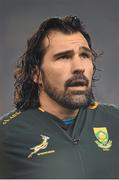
left=39, top=31, right=94, bottom=109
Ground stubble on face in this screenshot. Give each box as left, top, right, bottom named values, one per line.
left=40, top=69, right=93, bottom=110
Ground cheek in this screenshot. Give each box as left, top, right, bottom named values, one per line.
left=89, top=65, right=94, bottom=85
left=43, top=65, right=67, bottom=88
left=85, top=63, right=94, bottom=82
left=90, top=65, right=94, bottom=78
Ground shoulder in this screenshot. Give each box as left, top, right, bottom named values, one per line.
left=89, top=101, right=119, bottom=111
left=89, top=101, right=119, bottom=118
left=0, top=108, right=45, bottom=145
left=0, top=108, right=44, bottom=126
left=0, top=108, right=52, bottom=138
left=0, top=109, right=43, bottom=141
left=99, top=103, right=119, bottom=114
left=94, top=102, right=119, bottom=119
left=0, top=109, right=22, bottom=125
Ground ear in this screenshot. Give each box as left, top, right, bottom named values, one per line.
left=33, top=67, right=42, bottom=85
left=38, top=71, right=43, bottom=86
left=33, top=73, right=39, bottom=83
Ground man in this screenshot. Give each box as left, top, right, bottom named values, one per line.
left=0, top=16, right=119, bottom=178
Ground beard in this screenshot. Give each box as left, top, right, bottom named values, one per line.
left=40, top=70, right=94, bottom=110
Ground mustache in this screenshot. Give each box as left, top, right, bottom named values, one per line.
left=65, top=74, right=89, bottom=89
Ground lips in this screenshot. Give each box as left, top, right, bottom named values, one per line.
left=65, top=74, right=89, bottom=90
left=68, top=79, right=87, bottom=87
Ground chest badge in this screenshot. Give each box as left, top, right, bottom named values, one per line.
left=93, top=127, right=112, bottom=151
left=28, top=135, right=55, bottom=158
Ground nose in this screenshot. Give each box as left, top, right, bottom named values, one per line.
left=71, top=56, right=85, bottom=75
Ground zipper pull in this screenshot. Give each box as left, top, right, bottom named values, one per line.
left=73, top=138, right=80, bottom=144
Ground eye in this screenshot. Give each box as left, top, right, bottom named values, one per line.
left=56, top=54, right=71, bottom=60
left=80, top=52, right=92, bottom=59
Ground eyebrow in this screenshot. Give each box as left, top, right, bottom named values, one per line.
left=79, top=46, right=92, bottom=54
left=53, top=46, right=92, bottom=59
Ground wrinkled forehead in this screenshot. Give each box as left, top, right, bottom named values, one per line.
left=43, top=31, right=90, bottom=53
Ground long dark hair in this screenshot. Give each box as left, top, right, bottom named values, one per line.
left=14, top=15, right=98, bottom=110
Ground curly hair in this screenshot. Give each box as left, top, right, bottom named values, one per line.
left=14, top=15, right=98, bottom=110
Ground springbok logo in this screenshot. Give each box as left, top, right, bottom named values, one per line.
left=28, top=135, right=50, bottom=158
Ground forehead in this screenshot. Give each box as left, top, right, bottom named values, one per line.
left=43, top=31, right=90, bottom=54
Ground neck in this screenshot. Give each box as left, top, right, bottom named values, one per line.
left=39, top=91, right=79, bottom=120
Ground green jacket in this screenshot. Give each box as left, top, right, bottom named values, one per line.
left=0, top=102, right=119, bottom=178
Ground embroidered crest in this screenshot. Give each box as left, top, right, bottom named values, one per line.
left=28, top=135, right=55, bottom=158
left=93, top=127, right=112, bottom=151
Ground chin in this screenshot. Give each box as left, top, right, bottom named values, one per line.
left=61, top=95, right=91, bottom=110
left=72, top=94, right=87, bottom=103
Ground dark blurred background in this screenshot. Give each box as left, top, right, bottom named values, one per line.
left=0, top=0, right=119, bottom=116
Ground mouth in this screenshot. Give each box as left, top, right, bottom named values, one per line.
left=68, top=79, right=87, bottom=90
left=68, top=79, right=88, bottom=88
left=65, top=74, right=89, bottom=92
